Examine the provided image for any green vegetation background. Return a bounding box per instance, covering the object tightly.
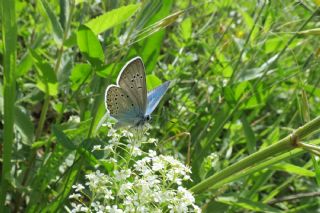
[1,0,320,212]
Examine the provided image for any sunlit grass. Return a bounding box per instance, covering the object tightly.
[1,0,320,212]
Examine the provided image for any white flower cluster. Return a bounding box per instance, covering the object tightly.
[92,123,155,158]
[68,150,201,213]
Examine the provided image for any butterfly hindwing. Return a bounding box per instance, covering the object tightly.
[117,57,147,116]
[146,81,170,115]
[105,85,140,125]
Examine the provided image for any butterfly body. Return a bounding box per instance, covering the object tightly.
[105,57,170,128]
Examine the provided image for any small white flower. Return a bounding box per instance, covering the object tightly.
[119,182,133,195]
[72,184,85,192]
[69,193,81,199]
[152,158,164,171]
[98,34,104,42]
[108,128,117,137]
[80,206,89,212]
[109,205,124,213]
[104,144,114,152]
[70,202,84,213]
[122,130,133,138]
[114,169,131,181]
[104,189,114,200]
[147,138,158,144]
[92,145,101,151]
[148,150,157,157]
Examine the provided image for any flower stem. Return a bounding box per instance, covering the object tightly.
[190,116,320,194]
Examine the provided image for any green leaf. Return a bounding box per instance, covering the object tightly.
[14,106,34,145]
[39,0,64,45]
[298,28,320,35]
[199,153,219,180]
[85,4,141,35]
[180,17,192,41]
[16,52,33,77]
[44,159,81,211]
[70,63,92,91]
[238,7,259,44]
[27,143,72,211]
[96,63,117,78]
[264,36,299,54]
[311,155,320,186]
[146,74,162,91]
[216,196,281,213]
[29,49,58,96]
[52,125,77,150]
[59,0,69,29]
[241,115,256,153]
[1,0,17,207]
[271,163,315,177]
[76,25,104,65]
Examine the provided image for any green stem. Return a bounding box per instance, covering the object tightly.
[0,0,17,209]
[35,93,50,139]
[299,142,320,153]
[17,2,76,209]
[190,116,320,194]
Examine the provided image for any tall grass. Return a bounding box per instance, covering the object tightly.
[2,0,320,212]
[0,0,17,209]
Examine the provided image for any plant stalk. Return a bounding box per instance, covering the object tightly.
[190,116,320,194]
[0,0,17,208]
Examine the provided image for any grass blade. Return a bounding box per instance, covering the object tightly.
[0,0,17,208]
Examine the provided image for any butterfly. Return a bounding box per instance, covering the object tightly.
[105,57,170,128]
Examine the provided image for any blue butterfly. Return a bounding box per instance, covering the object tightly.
[105,57,170,128]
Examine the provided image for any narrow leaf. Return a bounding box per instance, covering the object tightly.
[270,163,315,177]
[39,0,64,45]
[52,125,77,150]
[298,28,320,35]
[29,49,58,96]
[14,106,34,145]
[311,156,320,185]
[241,115,256,153]
[216,196,281,213]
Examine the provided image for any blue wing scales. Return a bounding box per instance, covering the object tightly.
[146,81,170,116]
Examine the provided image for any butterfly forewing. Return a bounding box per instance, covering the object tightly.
[146,81,170,115]
[105,86,140,125]
[117,57,147,116]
